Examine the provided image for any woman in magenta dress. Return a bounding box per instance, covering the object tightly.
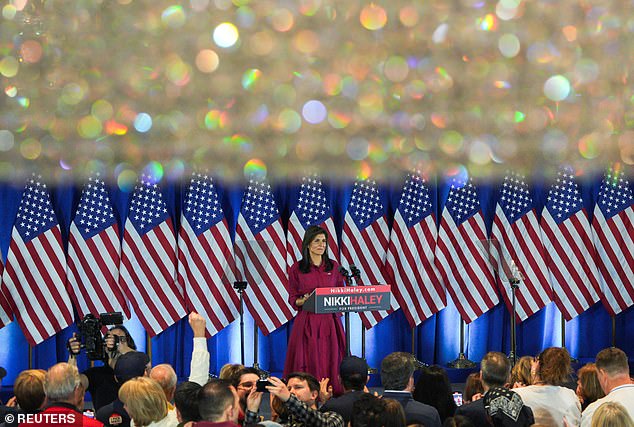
[283,225,346,395]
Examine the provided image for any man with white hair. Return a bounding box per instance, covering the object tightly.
[150,364,179,426]
[21,362,103,427]
[150,364,178,404]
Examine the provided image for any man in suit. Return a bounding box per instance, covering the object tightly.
[319,356,369,424]
[380,352,441,427]
[456,351,534,427]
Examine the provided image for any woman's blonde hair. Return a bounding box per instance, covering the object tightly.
[14,369,47,412]
[119,377,168,427]
[591,401,634,427]
[510,356,533,386]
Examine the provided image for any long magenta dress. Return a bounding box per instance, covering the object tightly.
[283,260,347,396]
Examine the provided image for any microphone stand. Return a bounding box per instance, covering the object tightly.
[509,277,520,366]
[234,281,248,366]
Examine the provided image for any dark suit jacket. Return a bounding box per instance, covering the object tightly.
[456,395,535,427]
[381,391,441,427]
[455,399,492,427]
[319,390,366,424]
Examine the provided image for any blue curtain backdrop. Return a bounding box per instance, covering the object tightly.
[0,172,632,386]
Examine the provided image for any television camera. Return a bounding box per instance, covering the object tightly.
[70,312,124,361]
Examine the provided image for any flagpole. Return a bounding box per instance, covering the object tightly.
[361,324,366,360]
[561,311,565,348]
[360,323,377,374]
[253,324,261,372]
[28,345,33,369]
[560,313,577,363]
[146,334,152,363]
[611,316,616,348]
[411,326,416,355]
[345,312,351,357]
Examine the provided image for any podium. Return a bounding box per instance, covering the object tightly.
[303,285,391,358]
[303,285,392,313]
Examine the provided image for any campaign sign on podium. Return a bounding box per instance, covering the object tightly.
[303,285,392,314]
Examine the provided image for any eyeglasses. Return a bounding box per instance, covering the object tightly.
[238,382,256,389]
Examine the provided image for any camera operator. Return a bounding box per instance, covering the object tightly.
[68,325,137,411]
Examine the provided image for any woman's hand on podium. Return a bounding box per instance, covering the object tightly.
[295,293,310,307]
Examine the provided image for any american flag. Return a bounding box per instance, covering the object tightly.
[541,168,602,320]
[286,175,339,268]
[1,175,74,345]
[67,174,130,320]
[234,177,295,335]
[591,166,634,316]
[177,172,240,336]
[341,179,399,329]
[119,174,186,336]
[490,172,553,321]
[0,258,13,329]
[435,178,499,323]
[385,173,445,327]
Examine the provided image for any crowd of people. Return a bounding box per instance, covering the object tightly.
[0,229,632,426]
[0,309,632,427]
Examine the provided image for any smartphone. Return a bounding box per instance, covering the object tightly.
[453,391,463,406]
[256,379,272,392]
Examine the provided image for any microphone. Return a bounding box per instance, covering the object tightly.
[338,266,350,277]
[509,260,523,286]
[349,265,362,286]
[350,265,361,279]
